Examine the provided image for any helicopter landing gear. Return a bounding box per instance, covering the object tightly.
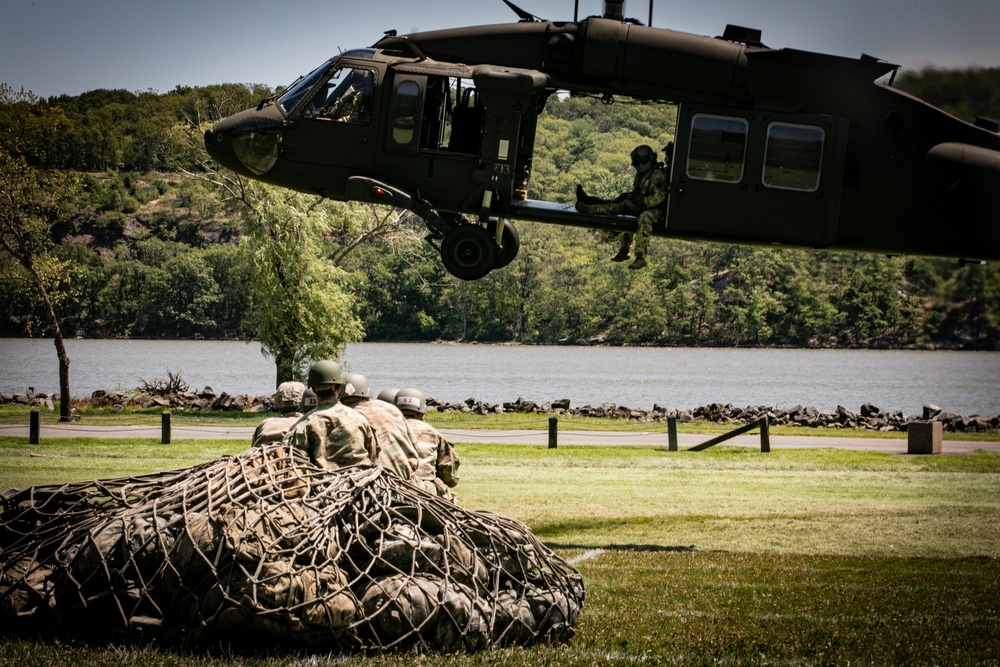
[440,225,498,281]
[432,213,520,281]
[490,219,520,269]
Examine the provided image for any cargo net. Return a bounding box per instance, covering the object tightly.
[0,442,584,652]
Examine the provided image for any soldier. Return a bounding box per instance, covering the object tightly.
[340,373,421,482]
[376,387,399,404]
[286,360,377,470]
[575,143,670,270]
[327,69,373,123]
[394,388,460,501]
[300,387,319,414]
[252,381,306,447]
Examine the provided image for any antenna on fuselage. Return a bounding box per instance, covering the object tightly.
[502,0,541,21]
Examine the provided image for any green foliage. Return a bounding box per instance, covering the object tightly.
[1,70,998,348]
[897,66,1000,123]
[237,181,364,383]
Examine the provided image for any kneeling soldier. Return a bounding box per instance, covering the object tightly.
[394,388,460,501]
[286,360,377,469]
[252,381,306,447]
[341,372,421,481]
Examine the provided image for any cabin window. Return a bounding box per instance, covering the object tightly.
[392,80,420,145]
[686,115,748,183]
[763,123,825,192]
[302,68,374,124]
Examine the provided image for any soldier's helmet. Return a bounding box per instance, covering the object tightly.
[300,388,319,411]
[307,359,343,391]
[342,373,371,399]
[274,381,306,411]
[377,387,400,404]
[394,388,427,415]
[630,144,657,173]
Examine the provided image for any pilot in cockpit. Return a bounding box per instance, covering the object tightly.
[324,69,373,124]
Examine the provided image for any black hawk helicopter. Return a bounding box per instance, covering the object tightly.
[205,0,1000,280]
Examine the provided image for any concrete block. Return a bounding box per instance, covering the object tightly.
[908,421,942,455]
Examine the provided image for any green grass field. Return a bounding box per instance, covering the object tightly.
[1,437,998,665]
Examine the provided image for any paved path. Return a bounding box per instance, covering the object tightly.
[1,423,996,454]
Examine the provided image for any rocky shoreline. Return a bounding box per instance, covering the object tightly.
[3,387,997,434]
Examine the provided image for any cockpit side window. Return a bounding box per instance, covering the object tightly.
[302,68,375,124]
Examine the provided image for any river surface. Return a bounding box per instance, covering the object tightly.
[1,339,997,416]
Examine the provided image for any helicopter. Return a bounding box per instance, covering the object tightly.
[205,0,1000,280]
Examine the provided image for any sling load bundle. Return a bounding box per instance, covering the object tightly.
[0,442,584,651]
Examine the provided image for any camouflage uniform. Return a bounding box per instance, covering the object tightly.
[583,166,668,266]
[350,399,421,481]
[287,398,377,470]
[405,418,461,501]
[252,413,302,447]
[326,72,373,124]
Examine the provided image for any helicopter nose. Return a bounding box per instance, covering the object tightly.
[204,108,284,176]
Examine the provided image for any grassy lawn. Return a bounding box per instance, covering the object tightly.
[1,438,999,665]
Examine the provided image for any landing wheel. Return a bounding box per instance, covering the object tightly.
[489,220,520,269]
[440,225,498,281]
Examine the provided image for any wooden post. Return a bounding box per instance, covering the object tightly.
[668,416,678,452]
[907,421,942,454]
[161,411,171,444]
[29,410,40,445]
[548,416,558,449]
[760,417,770,453]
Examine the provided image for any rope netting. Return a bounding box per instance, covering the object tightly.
[0,442,584,652]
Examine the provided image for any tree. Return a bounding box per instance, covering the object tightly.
[0,86,76,418]
[226,178,365,385]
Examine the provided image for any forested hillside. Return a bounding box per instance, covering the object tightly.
[2,69,999,348]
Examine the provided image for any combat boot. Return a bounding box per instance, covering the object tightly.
[575,201,595,214]
[629,254,648,270]
[611,246,630,262]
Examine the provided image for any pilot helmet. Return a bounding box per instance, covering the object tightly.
[630,145,657,173]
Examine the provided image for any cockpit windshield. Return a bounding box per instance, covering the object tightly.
[277,50,375,116]
[277,61,333,115]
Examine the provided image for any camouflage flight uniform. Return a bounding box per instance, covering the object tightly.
[252,412,302,447]
[350,398,421,481]
[581,166,668,267]
[405,418,461,501]
[286,398,377,470]
[327,73,372,124]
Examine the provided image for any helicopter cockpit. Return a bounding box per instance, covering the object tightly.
[279,50,378,124]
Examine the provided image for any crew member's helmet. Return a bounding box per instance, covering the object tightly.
[307,359,343,391]
[630,144,657,173]
[377,387,400,404]
[274,381,306,411]
[300,388,319,411]
[394,388,426,415]
[342,373,371,399]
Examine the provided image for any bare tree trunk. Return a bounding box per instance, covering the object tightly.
[27,260,71,421]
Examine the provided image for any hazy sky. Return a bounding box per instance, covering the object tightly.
[3,0,998,99]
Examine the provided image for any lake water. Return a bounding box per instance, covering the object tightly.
[1,339,998,417]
